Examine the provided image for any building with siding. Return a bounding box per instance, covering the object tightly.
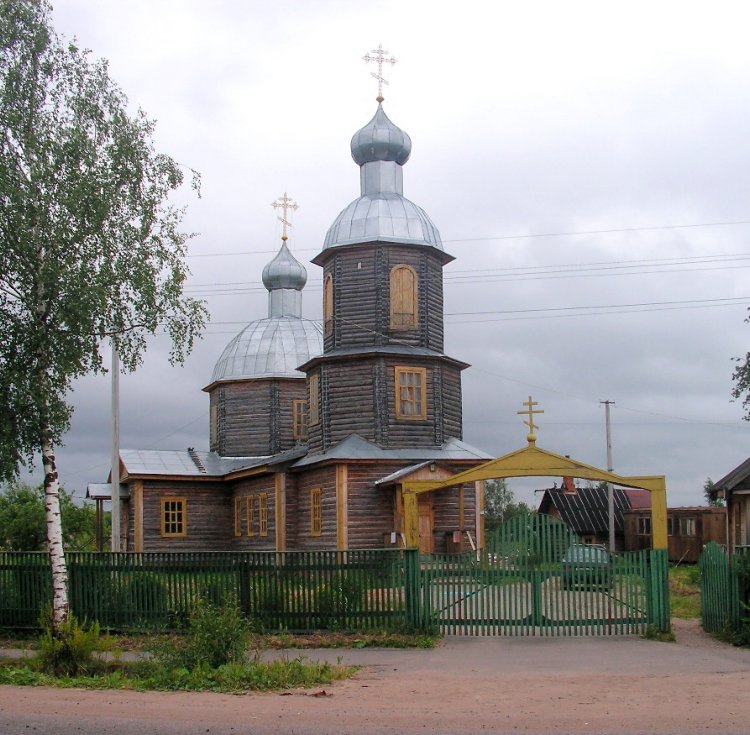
[106,92,491,554]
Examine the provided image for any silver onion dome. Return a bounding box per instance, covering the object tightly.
[322,103,443,252]
[351,105,411,165]
[210,239,323,384]
[262,241,307,291]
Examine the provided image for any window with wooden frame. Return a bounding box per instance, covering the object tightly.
[292,399,307,441]
[679,516,696,537]
[395,366,427,420]
[308,373,320,426]
[636,516,651,536]
[310,487,322,536]
[234,497,242,537]
[259,493,268,537]
[390,264,418,329]
[161,497,187,537]
[323,274,333,336]
[667,516,675,536]
[246,496,255,537]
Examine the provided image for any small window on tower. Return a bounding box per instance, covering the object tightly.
[309,374,320,426]
[395,366,427,420]
[323,274,334,336]
[292,399,307,440]
[390,265,418,329]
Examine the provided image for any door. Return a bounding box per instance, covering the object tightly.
[418,495,433,554]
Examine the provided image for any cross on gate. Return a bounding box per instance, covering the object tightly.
[362,43,397,102]
[271,192,299,241]
[517,395,544,443]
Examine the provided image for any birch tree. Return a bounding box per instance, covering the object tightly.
[0,1,207,629]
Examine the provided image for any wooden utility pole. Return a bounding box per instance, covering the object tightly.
[601,400,615,551]
[111,345,120,552]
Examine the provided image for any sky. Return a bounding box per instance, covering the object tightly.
[29,0,750,508]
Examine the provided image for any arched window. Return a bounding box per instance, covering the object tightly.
[323,274,333,336]
[390,265,418,329]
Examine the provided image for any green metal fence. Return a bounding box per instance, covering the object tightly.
[0,549,421,632]
[699,541,744,633]
[421,515,669,636]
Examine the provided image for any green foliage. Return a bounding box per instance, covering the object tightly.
[0,481,101,551]
[0,656,356,693]
[0,0,207,482]
[669,564,701,619]
[117,573,169,628]
[703,477,724,507]
[483,479,532,531]
[149,595,252,671]
[35,608,103,676]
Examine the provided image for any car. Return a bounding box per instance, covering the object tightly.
[560,543,612,590]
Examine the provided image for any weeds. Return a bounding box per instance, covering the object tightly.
[35,609,107,676]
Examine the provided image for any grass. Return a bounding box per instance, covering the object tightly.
[669,564,701,619]
[0,655,356,693]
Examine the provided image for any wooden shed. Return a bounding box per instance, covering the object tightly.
[623,507,726,562]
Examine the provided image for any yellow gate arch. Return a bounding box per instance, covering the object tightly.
[402,439,667,551]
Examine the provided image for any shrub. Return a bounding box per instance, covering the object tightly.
[149,594,252,671]
[119,574,169,628]
[36,609,102,676]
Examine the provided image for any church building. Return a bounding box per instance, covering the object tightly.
[109,65,491,554]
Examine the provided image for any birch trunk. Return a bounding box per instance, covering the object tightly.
[41,428,69,627]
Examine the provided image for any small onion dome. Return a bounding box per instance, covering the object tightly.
[351,104,411,166]
[262,241,307,291]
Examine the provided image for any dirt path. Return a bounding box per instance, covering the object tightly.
[1,621,749,735]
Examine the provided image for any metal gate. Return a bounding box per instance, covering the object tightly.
[421,515,669,636]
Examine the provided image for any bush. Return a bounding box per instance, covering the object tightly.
[118,574,169,628]
[36,609,102,676]
[149,594,252,671]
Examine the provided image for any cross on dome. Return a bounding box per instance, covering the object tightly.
[517,395,544,444]
[362,43,397,102]
[271,192,299,241]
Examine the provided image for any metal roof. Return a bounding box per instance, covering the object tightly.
[86,483,129,500]
[537,486,650,535]
[209,317,323,384]
[714,457,750,492]
[375,461,432,486]
[293,434,491,468]
[119,447,310,481]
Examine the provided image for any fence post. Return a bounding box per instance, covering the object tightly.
[648,549,670,631]
[403,549,422,630]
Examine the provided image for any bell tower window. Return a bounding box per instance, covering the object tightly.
[323,274,334,336]
[390,265,418,329]
[395,366,427,420]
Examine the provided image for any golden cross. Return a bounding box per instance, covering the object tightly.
[362,43,397,102]
[271,192,299,241]
[517,395,544,443]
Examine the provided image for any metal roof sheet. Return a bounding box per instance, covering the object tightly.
[86,483,129,500]
[293,434,491,468]
[537,486,641,535]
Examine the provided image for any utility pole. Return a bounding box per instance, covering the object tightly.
[601,400,615,552]
[111,345,120,552]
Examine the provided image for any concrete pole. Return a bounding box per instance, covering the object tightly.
[602,400,615,552]
[111,345,120,552]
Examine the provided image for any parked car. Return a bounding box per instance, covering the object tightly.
[560,543,612,590]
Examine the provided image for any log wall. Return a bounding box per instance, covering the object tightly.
[208,378,307,456]
[138,481,231,552]
[321,245,445,353]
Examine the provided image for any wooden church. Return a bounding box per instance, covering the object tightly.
[107,73,491,555]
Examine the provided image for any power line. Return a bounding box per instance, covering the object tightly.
[185,219,750,259]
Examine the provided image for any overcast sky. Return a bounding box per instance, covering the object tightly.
[32,0,750,507]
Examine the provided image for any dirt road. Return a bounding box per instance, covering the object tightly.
[1,620,749,735]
